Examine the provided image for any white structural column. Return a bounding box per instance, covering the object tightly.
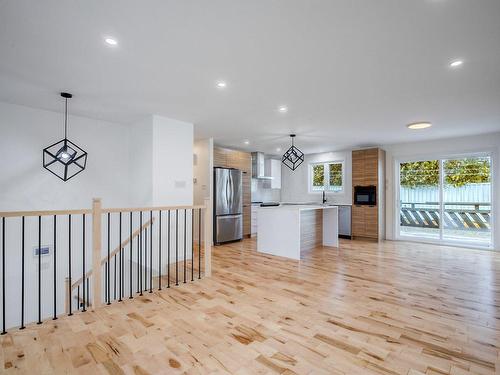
[257,205,338,260]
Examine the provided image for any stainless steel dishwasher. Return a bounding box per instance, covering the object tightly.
[337,205,352,239]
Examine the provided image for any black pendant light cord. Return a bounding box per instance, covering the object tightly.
[60,92,72,140]
[64,97,68,139]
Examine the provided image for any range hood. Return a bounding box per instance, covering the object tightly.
[251,152,273,179]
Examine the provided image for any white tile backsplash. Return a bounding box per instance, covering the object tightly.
[251,178,281,202]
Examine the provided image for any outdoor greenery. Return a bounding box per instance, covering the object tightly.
[312,164,324,187]
[400,158,491,188]
[329,163,342,186]
[312,162,342,190]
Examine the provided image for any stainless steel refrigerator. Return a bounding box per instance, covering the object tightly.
[214,167,243,244]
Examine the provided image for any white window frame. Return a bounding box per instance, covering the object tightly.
[308,161,344,194]
[394,150,495,250]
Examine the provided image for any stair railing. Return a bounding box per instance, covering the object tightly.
[0,198,211,333]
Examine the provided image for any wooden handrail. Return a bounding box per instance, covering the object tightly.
[0,205,205,218]
[102,204,205,214]
[71,217,155,290]
[0,208,91,218]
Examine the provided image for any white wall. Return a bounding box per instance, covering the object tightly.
[0,102,131,210]
[281,150,352,205]
[152,115,194,206]
[383,132,500,249]
[193,138,213,243]
[193,138,213,205]
[129,116,153,206]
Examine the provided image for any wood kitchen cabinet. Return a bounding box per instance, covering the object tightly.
[214,147,252,237]
[351,148,385,241]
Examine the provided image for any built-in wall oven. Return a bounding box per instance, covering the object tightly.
[354,185,377,206]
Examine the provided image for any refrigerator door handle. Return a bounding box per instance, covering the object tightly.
[229,173,233,210]
[225,177,230,208]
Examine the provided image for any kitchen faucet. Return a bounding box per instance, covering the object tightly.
[322,190,327,204]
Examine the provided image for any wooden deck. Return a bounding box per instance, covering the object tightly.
[1,238,499,374]
[400,202,491,231]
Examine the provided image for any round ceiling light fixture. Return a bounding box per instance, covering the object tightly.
[105,37,118,46]
[449,59,463,68]
[407,122,432,130]
[278,106,288,113]
[216,81,227,89]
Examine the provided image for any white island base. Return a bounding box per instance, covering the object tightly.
[257,205,338,260]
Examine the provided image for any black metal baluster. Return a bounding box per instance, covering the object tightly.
[82,214,86,312]
[175,209,179,286]
[86,278,89,308]
[184,209,187,284]
[142,226,148,291]
[136,228,139,294]
[77,285,80,310]
[38,215,42,324]
[198,209,202,279]
[119,212,122,302]
[144,227,147,293]
[107,212,110,305]
[114,254,116,301]
[104,263,107,303]
[158,210,162,290]
[130,212,133,299]
[150,211,153,293]
[191,210,194,282]
[167,211,170,288]
[68,215,72,316]
[20,216,25,329]
[53,215,57,320]
[1,217,5,334]
[139,211,143,296]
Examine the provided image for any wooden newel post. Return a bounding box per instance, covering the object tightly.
[92,198,102,310]
[204,198,212,277]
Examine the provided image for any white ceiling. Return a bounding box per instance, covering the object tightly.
[1,0,499,154]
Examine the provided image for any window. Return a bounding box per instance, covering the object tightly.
[309,161,343,192]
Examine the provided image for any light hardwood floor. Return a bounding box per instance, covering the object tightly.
[1,238,499,374]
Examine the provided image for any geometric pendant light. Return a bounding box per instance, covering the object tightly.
[281,134,304,171]
[43,93,88,181]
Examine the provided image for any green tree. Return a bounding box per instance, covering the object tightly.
[329,163,342,187]
[400,158,490,188]
[312,164,324,187]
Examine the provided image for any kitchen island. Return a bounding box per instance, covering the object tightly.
[257,205,338,260]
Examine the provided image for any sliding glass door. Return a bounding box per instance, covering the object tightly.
[398,155,492,247]
[399,160,440,239]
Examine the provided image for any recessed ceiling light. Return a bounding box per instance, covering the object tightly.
[216,81,227,89]
[407,122,432,130]
[449,60,463,68]
[276,147,282,152]
[105,37,118,46]
[243,140,250,145]
[278,106,288,113]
